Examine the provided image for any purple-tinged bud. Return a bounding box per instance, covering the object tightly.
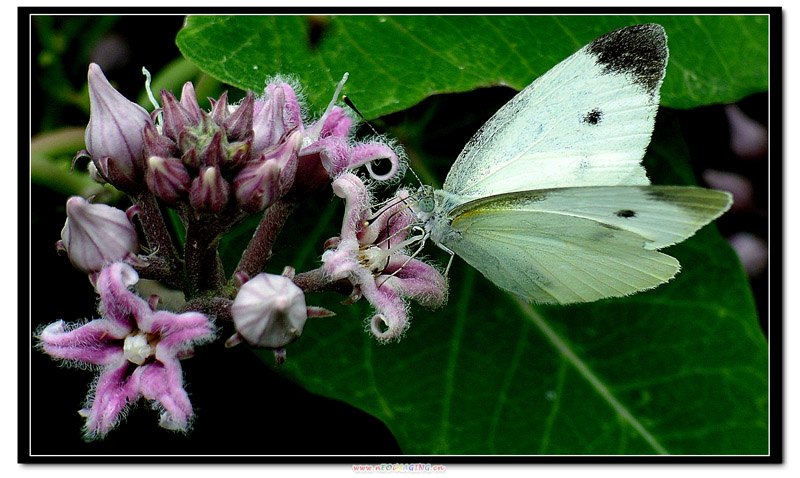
[226,139,251,171]
[224,91,254,142]
[233,130,302,212]
[252,83,303,155]
[233,159,280,213]
[179,82,204,124]
[145,156,191,204]
[181,147,200,170]
[142,122,177,159]
[189,166,230,213]
[85,63,153,190]
[160,89,201,142]
[230,273,308,349]
[198,130,226,168]
[60,196,139,274]
[209,91,230,125]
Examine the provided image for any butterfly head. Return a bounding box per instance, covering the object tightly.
[414,185,436,214]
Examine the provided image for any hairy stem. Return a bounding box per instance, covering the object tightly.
[235,199,294,278]
[131,191,185,290]
[184,218,226,294]
[181,296,233,322]
[293,267,353,296]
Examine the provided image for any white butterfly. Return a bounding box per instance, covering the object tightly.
[410,24,732,305]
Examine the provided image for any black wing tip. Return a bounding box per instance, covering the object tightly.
[586,24,668,95]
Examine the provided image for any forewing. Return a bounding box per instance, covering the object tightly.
[444,206,680,304]
[443,24,668,200]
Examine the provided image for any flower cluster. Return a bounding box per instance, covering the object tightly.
[83,64,401,213]
[37,63,448,441]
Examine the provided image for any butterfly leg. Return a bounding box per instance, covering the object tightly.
[435,242,456,276]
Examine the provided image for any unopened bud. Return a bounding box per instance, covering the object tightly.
[189,166,230,213]
[146,156,191,204]
[85,63,153,190]
[60,196,139,274]
[230,273,308,348]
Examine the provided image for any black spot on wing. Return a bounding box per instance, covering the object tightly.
[582,108,603,125]
[585,24,668,95]
[616,209,637,218]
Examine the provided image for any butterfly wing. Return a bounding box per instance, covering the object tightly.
[443,24,668,202]
[439,186,732,304]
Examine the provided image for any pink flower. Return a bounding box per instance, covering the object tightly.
[321,174,447,342]
[37,262,216,440]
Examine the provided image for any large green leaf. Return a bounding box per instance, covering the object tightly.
[176,15,768,118]
[176,14,768,455]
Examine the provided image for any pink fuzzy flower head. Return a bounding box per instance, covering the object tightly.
[37,262,216,440]
[57,196,139,274]
[321,173,447,342]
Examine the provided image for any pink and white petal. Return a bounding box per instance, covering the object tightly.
[317,106,352,139]
[321,239,361,281]
[361,191,415,246]
[331,173,370,241]
[348,143,400,182]
[137,309,211,338]
[152,316,215,360]
[83,360,137,439]
[135,360,194,432]
[383,256,448,308]
[95,263,151,331]
[39,319,126,365]
[359,275,409,341]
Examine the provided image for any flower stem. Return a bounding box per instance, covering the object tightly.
[235,199,294,279]
[131,191,185,290]
[293,267,353,295]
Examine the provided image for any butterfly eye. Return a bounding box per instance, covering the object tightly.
[419,196,435,213]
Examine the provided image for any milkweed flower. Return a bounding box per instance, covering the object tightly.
[321,173,447,342]
[36,262,216,440]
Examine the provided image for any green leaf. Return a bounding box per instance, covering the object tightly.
[250,109,766,455]
[176,15,768,118]
[176,15,768,454]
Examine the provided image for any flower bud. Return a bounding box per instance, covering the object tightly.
[252,83,303,155]
[230,273,308,348]
[146,156,191,204]
[189,166,230,213]
[224,91,254,142]
[60,196,139,274]
[232,159,280,213]
[85,63,153,190]
[233,130,302,212]
[160,89,202,143]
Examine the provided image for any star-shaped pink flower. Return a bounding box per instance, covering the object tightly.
[37,262,216,440]
[322,173,448,341]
